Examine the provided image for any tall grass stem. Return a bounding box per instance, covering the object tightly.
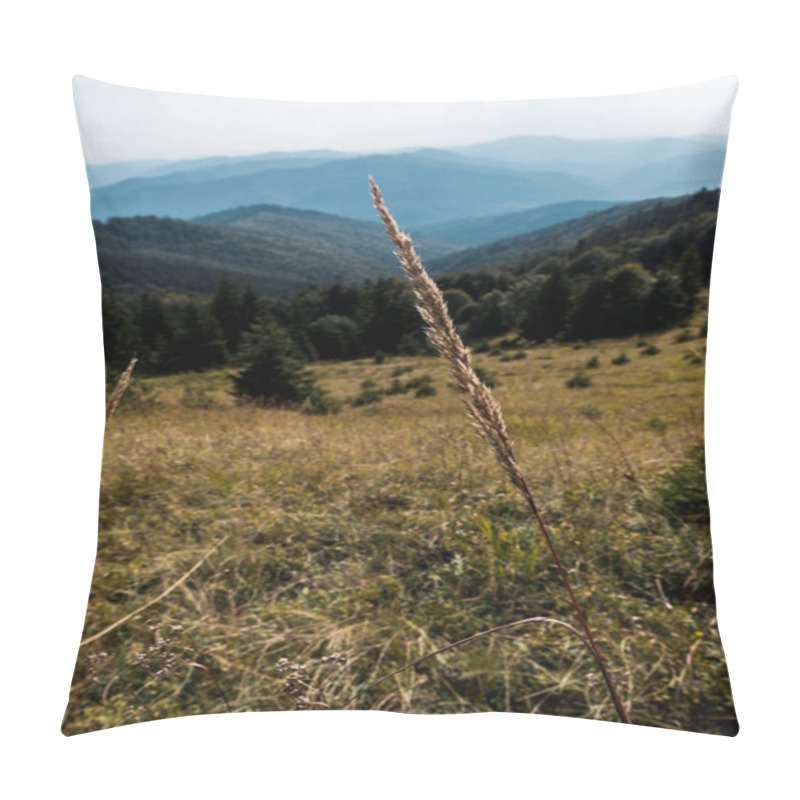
[370,177,630,724]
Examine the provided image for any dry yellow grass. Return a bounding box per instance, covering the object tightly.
[63,305,736,734]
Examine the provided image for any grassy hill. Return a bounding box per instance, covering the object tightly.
[64,305,735,736]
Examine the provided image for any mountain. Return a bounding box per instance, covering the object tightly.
[87,135,727,227]
[92,204,458,297]
[88,151,603,224]
[426,192,719,275]
[448,134,726,173]
[411,200,620,246]
[85,150,351,189]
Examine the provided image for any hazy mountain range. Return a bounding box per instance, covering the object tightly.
[87,134,727,296]
[87,135,727,225]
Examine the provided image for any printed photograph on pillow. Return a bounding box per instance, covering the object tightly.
[64,75,738,735]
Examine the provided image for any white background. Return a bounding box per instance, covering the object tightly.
[3,2,797,797]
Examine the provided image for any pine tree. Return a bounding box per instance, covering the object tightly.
[233,323,318,405]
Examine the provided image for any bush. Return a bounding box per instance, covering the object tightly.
[403,374,437,398]
[611,352,630,365]
[585,355,600,369]
[566,371,591,389]
[385,378,409,395]
[352,380,383,406]
[641,344,661,356]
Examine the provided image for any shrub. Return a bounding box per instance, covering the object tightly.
[585,355,600,369]
[351,380,383,406]
[566,371,591,389]
[385,378,409,395]
[641,344,661,356]
[414,382,437,398]
[611,352,630,365]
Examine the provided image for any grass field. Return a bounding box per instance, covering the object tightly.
[63,303,737,735]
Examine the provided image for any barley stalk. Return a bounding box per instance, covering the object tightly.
[370,177,630,724]
[106,354,138,420]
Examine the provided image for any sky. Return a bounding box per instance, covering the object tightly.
[73,75,738,166]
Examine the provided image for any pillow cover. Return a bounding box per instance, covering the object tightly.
[64,75,738,735]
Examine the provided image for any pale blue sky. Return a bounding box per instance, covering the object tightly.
[74,75,737,165]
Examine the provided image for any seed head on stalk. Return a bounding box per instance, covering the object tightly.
[369,176,526,494]
[369,176,630,725]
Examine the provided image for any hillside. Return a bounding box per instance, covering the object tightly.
[412,200,620,246]
[428,191,719,275]
[94,208,456,296]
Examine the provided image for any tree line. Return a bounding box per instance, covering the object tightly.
[103,245,706,375]
[101,191,715,404]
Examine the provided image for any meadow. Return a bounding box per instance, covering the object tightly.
[63,301,736,735]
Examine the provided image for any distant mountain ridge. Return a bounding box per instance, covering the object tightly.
[93,204,457,297]
[426,193,717,274]
[92,190,716,297]
[87,134,727,225]
[412,200,620,246]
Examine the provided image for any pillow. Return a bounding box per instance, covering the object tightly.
[64,75,738,735]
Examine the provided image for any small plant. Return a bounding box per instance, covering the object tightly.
[566,370,592,389]
[391,365,414,377]
[373,350,386,364]
[674,329,695,343]
[611,352,630,365]
[106,355,138,419]
[385,378,409,395]
[351,379,383,406]
[414,381,437,398]
[275,653,347,710]
[641,344,661,356]
[585,355,600,369]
